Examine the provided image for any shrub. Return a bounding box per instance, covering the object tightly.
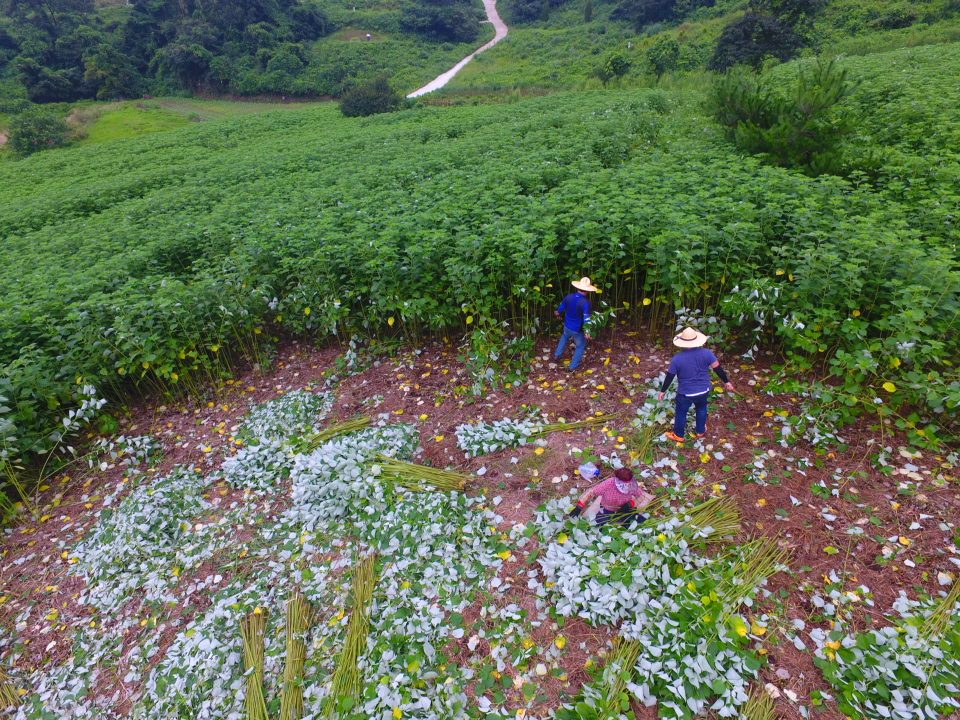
[339,76,403,117]
[595,50,632,84]
[709,11,803,70]
[709,59,855,175]
[647,36,681,78]
[7,108,71,157]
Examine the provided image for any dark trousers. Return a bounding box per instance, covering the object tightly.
[674,390,710,438]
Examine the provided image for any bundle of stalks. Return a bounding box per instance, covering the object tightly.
[739,685,774,720]
[536,414,618,436]
[601,637,642,715]
[280,591,315,720]
[638,475,700,519]
[327,553,378,718]
[0,666,21,709]
[626,424,658,464]
[920,578,960,640]
[239,608,270,720]
[375,456,467,492]
[302,417,371,452]
[716,539,790,621]
[683,496,742,540]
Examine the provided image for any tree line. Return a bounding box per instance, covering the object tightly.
[0,0,483,103]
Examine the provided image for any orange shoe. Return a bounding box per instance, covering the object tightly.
[665,431,685,443]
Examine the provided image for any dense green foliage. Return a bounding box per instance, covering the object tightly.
[1,41,958,462]
[0,0,489,102]
[6,106,70,155]
[339,75,403,116]
[709,59,854,175]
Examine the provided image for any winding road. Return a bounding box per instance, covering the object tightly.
[407,0,509,98]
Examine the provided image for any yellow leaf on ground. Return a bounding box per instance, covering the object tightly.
[883,381,897,393]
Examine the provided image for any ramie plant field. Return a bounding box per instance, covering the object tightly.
[1,40,959,467]
[1,20,960,720]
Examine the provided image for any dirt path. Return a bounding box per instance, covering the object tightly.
[407,0,509,98]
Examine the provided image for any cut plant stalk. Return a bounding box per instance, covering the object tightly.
[240,608,270,720]
[280,590,315,720]
[642,495,741,542]
[625,423,658,464]
[0,666,21,709]
[715,539,790,622]
[638,475,700,519]
[327,553,378,718]
[739,685,774,720]
[302,416,371,452]
[374,456,467,492]
[1,459,39,519]
[536,414,619,436]
[681,496,742,541]
[920,578,960,640]
[600,637,642,717]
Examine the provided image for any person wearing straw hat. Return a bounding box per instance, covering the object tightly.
[569,467,654,526]
[554,276,598,372]
[658,327,734,443]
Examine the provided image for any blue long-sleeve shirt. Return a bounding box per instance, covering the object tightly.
[558,292,592,332]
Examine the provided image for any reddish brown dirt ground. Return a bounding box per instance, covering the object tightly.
[1,328,957,719]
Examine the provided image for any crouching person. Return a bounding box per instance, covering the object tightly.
[569,467,654,526]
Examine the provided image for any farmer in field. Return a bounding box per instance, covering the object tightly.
[658,327,734,443]
[569,467,654,526]
[554,276,598,372]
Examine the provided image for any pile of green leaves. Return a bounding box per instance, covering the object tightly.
[536,495,783,719]
[810,589,960,719]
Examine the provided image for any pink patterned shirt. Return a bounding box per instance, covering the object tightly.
[589,477,654,511]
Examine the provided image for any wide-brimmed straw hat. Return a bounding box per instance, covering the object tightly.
[572,276,599,292]
[673,327,708,348]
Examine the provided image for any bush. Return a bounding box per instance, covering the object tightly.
[708,59,855,175]
[7,109,71,157]
[647,36,681,78]
[709,11,803,70]
[595,51,632,84]
[339,76,403,117]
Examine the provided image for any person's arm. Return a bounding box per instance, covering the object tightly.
[710,360,734,392]
[582,298,594,339]
[657,372,676,401]
[555,296,567,318]
[570,484,599,517]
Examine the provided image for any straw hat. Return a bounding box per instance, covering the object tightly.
[572,277,599,292]
[673,327,708,348]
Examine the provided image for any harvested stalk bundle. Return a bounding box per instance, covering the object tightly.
[643,495,741,541]
[0,666,21,709]
[327,553,378,718]
[302,416,371,452]
[239,608,270,720]
[375,456,467,492]
[739,685,775,720]
[626,424,658,464]
[536,414,618,436]
[716,539,790,622]
[601,637,642,714]
[638,475,700,519]
[680,496,742,541]
[280,591,315,720]
[921,578,960,640]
